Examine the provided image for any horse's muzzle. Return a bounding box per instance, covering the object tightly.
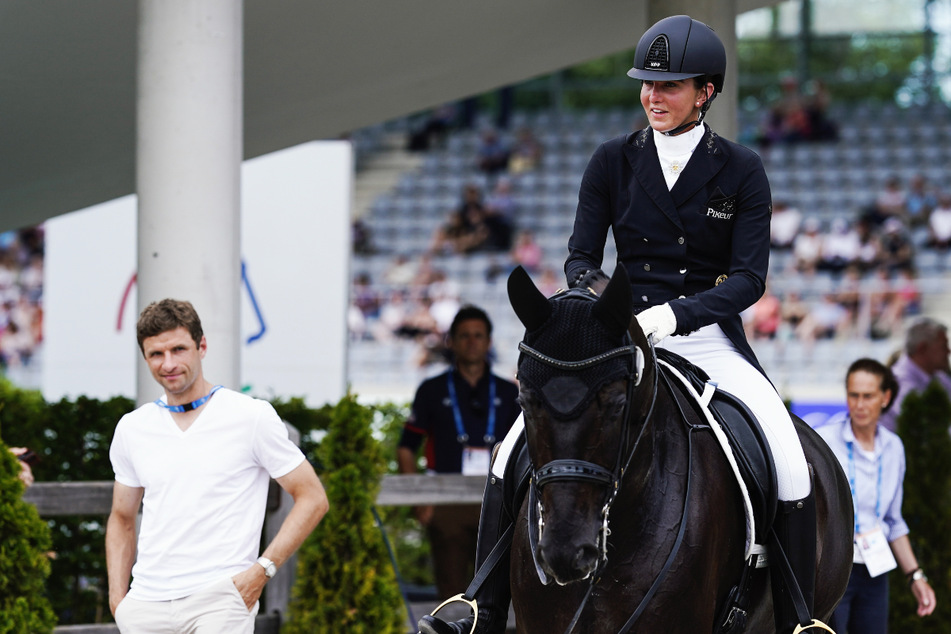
[537,533,601,585]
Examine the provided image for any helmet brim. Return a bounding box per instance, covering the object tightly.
[627,67,702,82]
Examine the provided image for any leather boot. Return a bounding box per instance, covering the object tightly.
[770,488,817,634]
[418,439,529,634]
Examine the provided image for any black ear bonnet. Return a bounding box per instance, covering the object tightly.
[508,268,644,420]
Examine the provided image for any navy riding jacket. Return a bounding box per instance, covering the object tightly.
[565,124,770,373]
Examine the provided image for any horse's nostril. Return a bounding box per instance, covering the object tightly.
[574,544,599,573]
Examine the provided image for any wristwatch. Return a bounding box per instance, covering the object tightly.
[257,556,277,579]
[908,568,927,585]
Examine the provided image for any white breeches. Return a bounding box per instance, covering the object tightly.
[658,323,811,501]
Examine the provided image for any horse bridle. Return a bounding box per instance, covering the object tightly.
[520,328,678,634]
[518,328,648,574]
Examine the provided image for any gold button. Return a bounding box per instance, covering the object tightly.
[644,264,651,271]
[715,274,728,286]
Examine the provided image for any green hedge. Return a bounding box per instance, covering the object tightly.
[889,381,951,632]
[0,429,56,633]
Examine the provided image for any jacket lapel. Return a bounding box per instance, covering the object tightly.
[669,126,729,208]
[622,129,684,231]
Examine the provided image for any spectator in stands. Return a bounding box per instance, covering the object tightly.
[793,217,824,273]
[818,358,935,633]
[758,75,811,146]
[508,126,544,174]
[866,266,905,341]
[855,216,884,272]
[781,291,813,343]
[382,254,419,287]
[904,174,937,228]
[819,218,861,274]
[18,253,43,304]
[510,230,543,274]
[408,103,457,152]
[770,199,803,251]
[352,272,381,321]
[802,79,838,142]
[351,218,376,255]
[397,306,520,602]
[429,185,490,255]
[893,266,921,317]
[484,177,517,223]
[476,128,511,176]
[866,176,907,227]
[879,217,914,273]
[744,287,782,340]
[809,293,852,340]
[926,191,951,250]
[879,317,951,432]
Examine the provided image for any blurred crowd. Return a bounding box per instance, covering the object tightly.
[0,227,44,371]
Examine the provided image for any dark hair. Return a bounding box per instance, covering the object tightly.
[449,305,492,338]
[846,358,899,412]
[136,299,204,354]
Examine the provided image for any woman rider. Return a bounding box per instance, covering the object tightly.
[420,15,820,634]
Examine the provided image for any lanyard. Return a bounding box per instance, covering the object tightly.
[446,368,497,445]
[847,439,882,535]
[155,385,223,413]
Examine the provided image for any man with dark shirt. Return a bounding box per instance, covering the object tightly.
[397,305,520,599]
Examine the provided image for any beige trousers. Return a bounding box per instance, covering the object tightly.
[114,577,258,634]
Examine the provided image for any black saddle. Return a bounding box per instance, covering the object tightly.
[656,348,778,545]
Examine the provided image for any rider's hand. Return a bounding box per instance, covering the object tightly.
[636,304,677,343]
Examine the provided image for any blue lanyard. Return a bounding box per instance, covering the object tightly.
[846,439,882,535]
[155,385,223,413]
[446,368,497,445]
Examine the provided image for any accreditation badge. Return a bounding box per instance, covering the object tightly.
[461,447,491,475]
[855,526,897,577]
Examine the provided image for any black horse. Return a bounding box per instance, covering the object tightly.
[505,266,852,633]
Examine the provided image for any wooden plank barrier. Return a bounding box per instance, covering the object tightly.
[23,474,495,633]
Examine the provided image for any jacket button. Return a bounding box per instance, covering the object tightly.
[678,237,685,244]
[642,295,648,302]
[644,264,651,271]
[679,267,687,274]
[679,295,686,299]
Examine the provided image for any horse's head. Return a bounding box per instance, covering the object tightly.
[508,266,650,586]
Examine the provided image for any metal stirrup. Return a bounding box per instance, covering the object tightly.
[793,619,836,634]
[429,594,478,634]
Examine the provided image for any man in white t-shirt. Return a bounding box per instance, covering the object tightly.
[106,299,329,633]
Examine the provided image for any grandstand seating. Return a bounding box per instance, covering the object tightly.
[347,103,951,404]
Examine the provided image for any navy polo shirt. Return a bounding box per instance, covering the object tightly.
[399,366,520,473]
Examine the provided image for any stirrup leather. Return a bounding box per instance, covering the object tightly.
[793,619,836,634]
[430,593,478,634]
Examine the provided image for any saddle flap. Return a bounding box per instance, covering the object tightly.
[656,348,778,546]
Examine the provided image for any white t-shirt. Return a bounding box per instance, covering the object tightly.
[109,388,305,601]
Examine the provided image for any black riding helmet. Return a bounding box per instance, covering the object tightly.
[627,15,726,93]
[628,15,726,134]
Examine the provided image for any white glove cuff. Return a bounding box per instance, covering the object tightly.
[636,303,677,343]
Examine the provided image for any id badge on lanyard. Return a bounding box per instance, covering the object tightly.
[448,369,497,476]
[848,440,897,577]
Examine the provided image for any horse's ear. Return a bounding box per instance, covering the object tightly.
[508,266,552,332]
[592,266,632,338]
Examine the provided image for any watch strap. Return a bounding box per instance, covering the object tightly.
[257,556,277,578]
